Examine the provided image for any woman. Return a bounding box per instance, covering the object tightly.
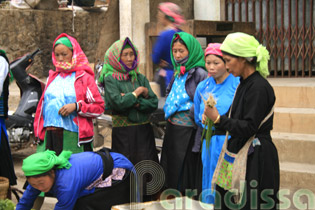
[160,32,207,194]
[99,37,158,168]
[204,32,279,209]
[34,33,104,155]
[152,2,185,97]
[194,43,239,204]
[0,48,16,198]
[16,149,134,210]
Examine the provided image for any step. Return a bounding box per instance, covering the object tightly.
[268,78,315,109]
[279,162,315,210]
[272,132,315,164]
[280,162,315,190]
[273,107,315,134]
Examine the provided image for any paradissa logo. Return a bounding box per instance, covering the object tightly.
[130,161,315,210]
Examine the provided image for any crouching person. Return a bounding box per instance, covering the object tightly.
[16,148,134,210]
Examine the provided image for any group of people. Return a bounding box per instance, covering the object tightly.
[0,2,279,210]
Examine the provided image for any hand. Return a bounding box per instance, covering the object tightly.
[202,113,207,124]
[141,87,149,98]
[121,93,125,96]
[58,103,76,117]
[159,59,169,68]
[133,86,149,98]
[204,105,219,122]
[158,69,167,77]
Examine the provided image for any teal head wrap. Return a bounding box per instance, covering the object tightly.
[54,37,73,49]
[22,150,72,177]
[220,32,270,78]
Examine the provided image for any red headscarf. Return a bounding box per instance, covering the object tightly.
[52,33,94,77]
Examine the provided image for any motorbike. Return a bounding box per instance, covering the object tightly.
[5,49,44,149]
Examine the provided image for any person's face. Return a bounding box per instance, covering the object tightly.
[172,41,189,61]
[27,172,55,193]
[121,48,135,69]
[222,54,245,77]
[205,54,227,80]
[54,44,73,63]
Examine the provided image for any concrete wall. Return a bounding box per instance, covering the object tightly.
[0,0,119,78]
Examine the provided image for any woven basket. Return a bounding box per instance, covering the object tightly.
[0,176,9,200]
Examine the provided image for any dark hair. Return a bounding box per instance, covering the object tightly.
[206,54,225,63]
[221,50,257,67]
[221,50,239,58]
[54,43,73,53]
[172,37,187,48]
[26,169,55,179]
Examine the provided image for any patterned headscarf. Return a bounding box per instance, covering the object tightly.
[159,2,186,27]
[22,150,72,177]
[98,37,140,83]
[220,32,270,78]
[171,32,205,77]
[52,33,94,76]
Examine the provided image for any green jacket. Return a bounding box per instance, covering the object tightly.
[104,74,158,123]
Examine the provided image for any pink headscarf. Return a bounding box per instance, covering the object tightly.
[159,2,186,27]
[205,43,223,57]
[52,33,94,77]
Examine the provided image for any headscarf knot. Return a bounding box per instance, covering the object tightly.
[256,44,270,78]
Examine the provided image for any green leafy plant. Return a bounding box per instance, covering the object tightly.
[0,199,15,210]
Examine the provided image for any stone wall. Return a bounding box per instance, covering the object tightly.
[0,0,119,78]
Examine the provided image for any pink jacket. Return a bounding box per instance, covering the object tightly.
[34,70,105,145]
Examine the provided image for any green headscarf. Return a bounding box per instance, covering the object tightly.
[171,32,205,77]
[54,37,73,49]
[22,150,72,177]
[0,49,14,83]
[220,32,270,78]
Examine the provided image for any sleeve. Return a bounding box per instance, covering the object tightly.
[152,33,166,65]
[104,76,137,112]
[15,184,41,210]
[219,83,273,139]
[78,74,105,118]
[194,83,203,128]
[136,76,158,113]
[54,190,81,210]
[0,56,9,95]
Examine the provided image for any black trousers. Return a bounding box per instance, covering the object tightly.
[73,171,131,210]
